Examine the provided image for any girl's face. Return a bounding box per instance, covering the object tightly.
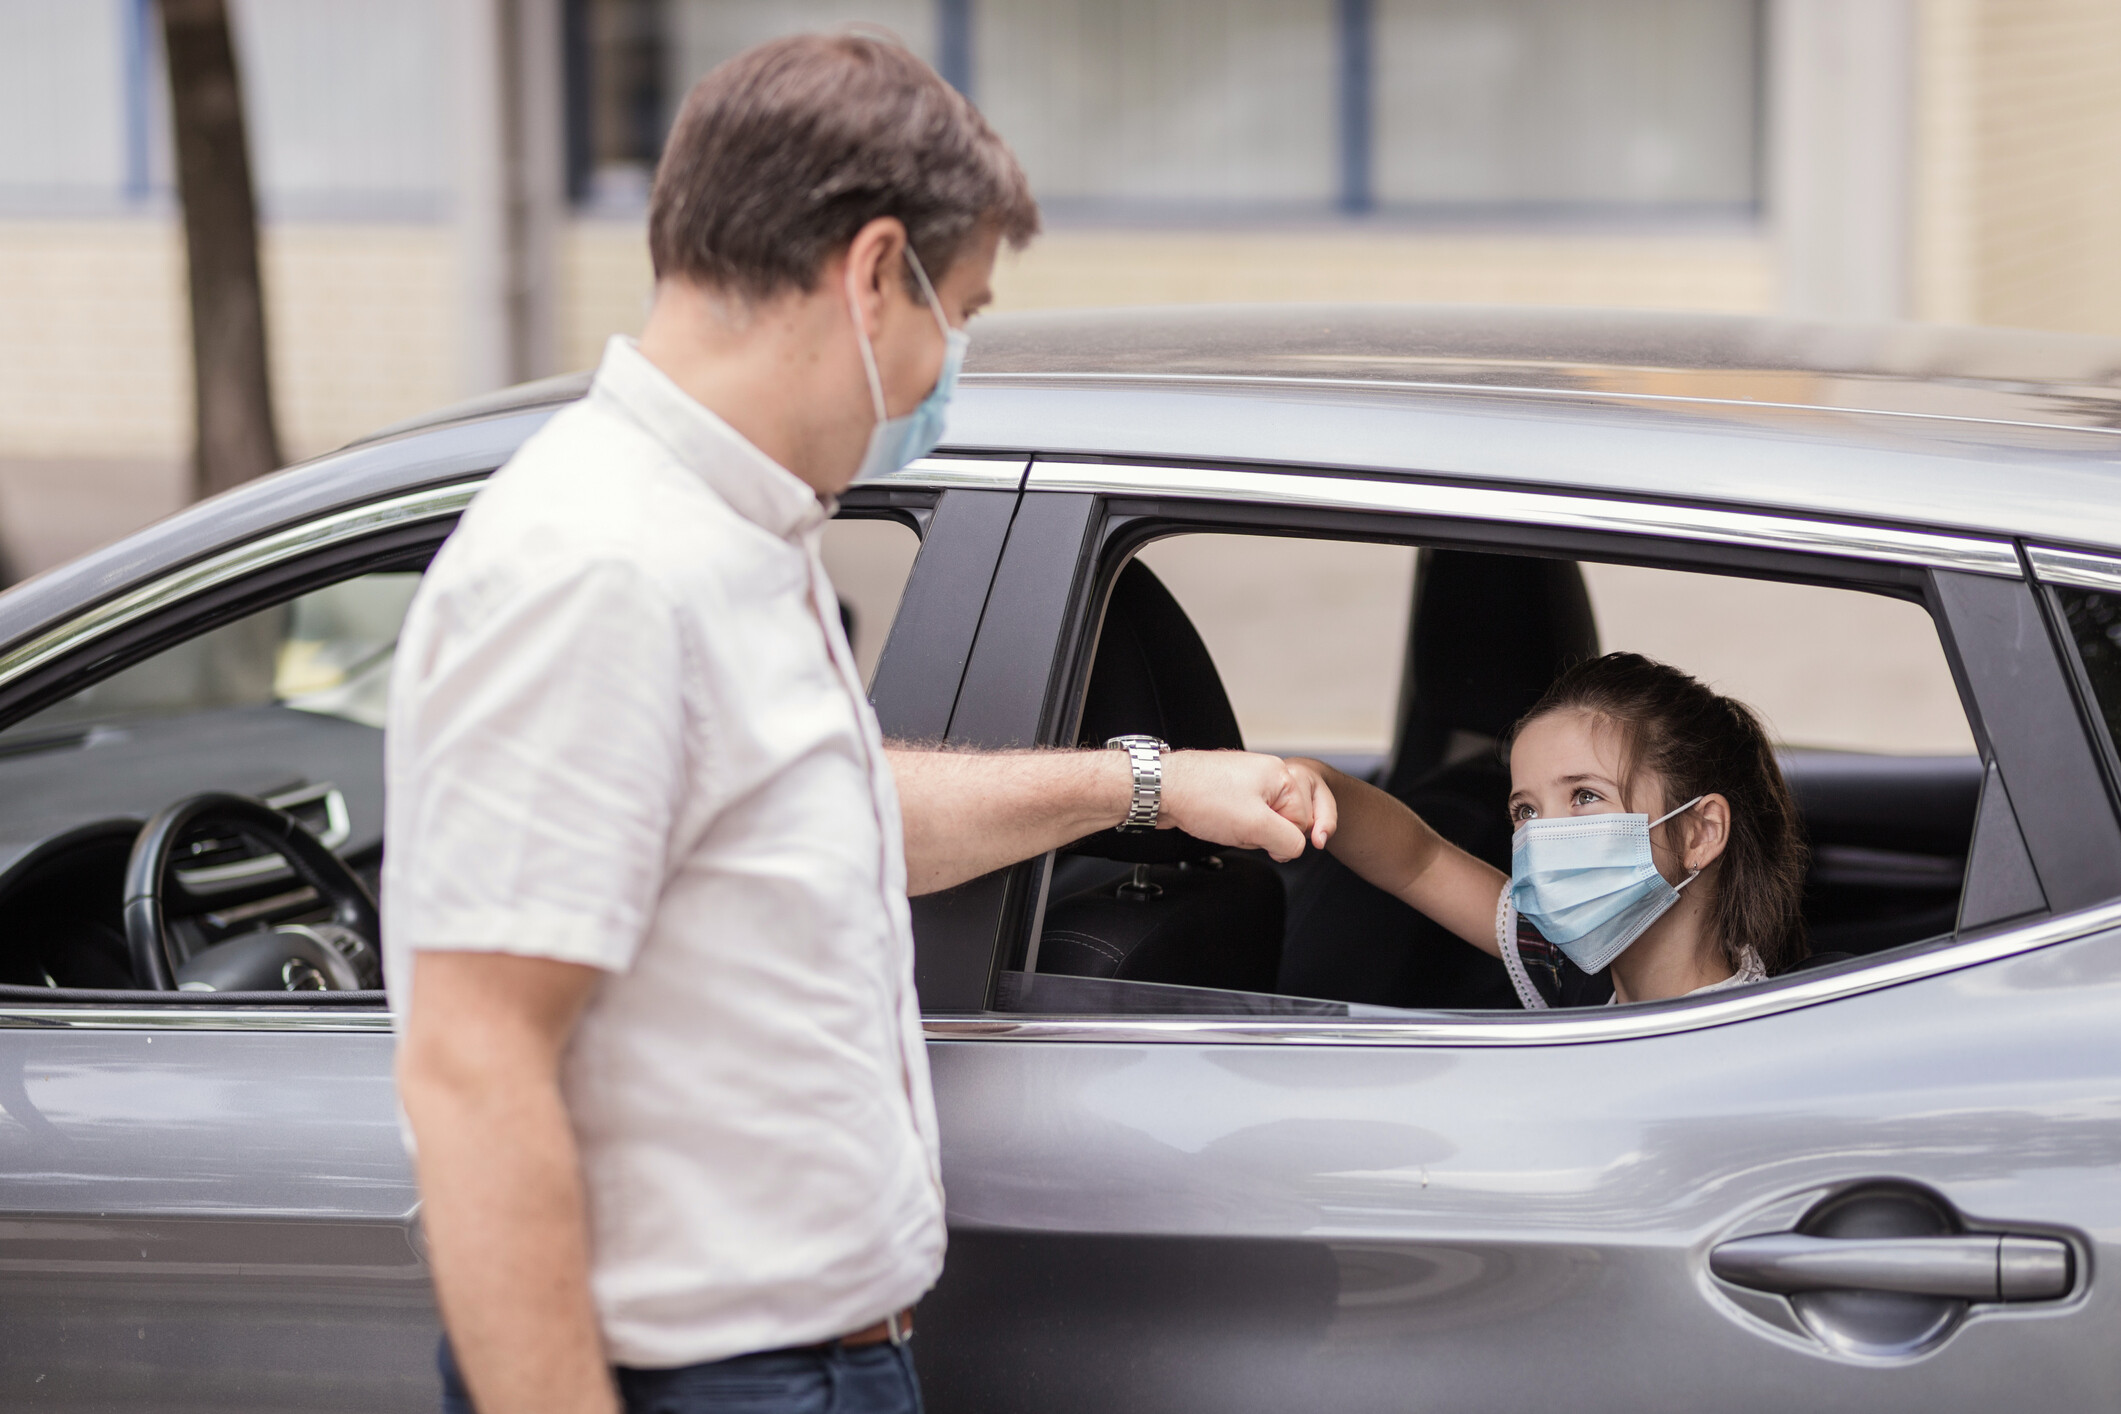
[1508,708,1730,880]
[1507,709,1641,825]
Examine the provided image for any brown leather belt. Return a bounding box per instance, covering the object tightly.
[832,1306,916,1348]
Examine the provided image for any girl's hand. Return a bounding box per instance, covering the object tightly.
[1278,757,1340,852]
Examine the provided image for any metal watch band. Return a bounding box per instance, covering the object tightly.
[1106,734,1167,832]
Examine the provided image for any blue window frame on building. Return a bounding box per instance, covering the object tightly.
[0,0,1759,226]
[561,0,1761,224]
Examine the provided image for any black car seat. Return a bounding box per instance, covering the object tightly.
[1034,560,1285,994]
[1278,549,1599,1009]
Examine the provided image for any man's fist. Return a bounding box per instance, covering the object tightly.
[1160,751,1339,863]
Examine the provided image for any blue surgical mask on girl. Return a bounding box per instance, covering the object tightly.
[847,245,967,483]
[1508,796,1705,974]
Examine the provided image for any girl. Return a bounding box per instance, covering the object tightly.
[1291,652,1809,1007]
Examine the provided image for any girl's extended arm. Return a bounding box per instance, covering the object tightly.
[1290,759,1507,957]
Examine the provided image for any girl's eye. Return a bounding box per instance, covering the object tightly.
[1511,803,1537,822]
[1572,788,1602,807]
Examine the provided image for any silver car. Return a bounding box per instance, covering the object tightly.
[0,306,2115,1411]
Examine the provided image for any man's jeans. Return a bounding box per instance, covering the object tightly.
[439,1336,924,1414]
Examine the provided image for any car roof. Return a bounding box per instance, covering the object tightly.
[963,304,2121,428]
[10,305,2121,661]
[363,303,2121,442]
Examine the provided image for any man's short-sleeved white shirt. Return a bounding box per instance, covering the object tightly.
[382,336,943,1369]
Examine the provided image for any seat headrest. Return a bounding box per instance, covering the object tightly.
[1387,550,1598,795]
[1072,559,1243,863]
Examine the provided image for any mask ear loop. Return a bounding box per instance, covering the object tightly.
[1648,795,1704,828]
[901,244,953,337]
[845,260,888,425]
[848,243,955,429]
[1650,795,1707,891]
[1494,887,1549,1011]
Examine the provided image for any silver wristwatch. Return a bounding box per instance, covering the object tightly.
[1107,734,1168,832]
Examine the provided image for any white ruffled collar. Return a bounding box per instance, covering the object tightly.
[1605,944,1766,1005]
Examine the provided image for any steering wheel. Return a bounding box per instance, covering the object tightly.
[123,792,381,992]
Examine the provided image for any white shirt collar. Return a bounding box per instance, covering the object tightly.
[587,335,834,542]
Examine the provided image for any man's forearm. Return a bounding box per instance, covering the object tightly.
[888,746,1130,895]
[404,1070,614,1414]
[399,956,616,1414]
[887,744,1323,894]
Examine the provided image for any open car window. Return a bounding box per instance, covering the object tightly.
[0,504,926,998]
[0,571,423,993]
[1003,531,1985,1019]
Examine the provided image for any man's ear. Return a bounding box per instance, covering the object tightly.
[841,216,909,335]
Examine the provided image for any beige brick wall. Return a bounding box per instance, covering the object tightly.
[0,221,189,461]
[5,5,2116,466]
[268,225,454,458]
[984,228,1775,312]
[1915,0,2121,330]
[0,219,452,462]
[561,219,654,374]
[5,218,1774,463]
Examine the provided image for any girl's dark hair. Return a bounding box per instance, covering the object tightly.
[1509,652,1810,973]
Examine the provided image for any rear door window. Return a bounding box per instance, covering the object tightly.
[1013,532,1982,1018]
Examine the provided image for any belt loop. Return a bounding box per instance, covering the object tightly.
[886,1309,908,1346]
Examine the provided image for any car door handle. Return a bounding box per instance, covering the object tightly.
[1710,1233,2072,1301]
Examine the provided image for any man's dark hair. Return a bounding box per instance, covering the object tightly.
[650,32,1039,299]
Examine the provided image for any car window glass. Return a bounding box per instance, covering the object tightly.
[3,571,422,743]
[1011,532,1982,1021]
[822,514,922,689]
[276,573,423,729]
[2051,584,2121,764]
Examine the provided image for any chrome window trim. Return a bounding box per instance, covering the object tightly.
[876,455,1029,491]
[2029,545,2121,594]
[4,900,2107,1037]
[0,481,486,699]
[925,898,2121,1048]
[0,1005,392,1033]
[1025,462,2022,579]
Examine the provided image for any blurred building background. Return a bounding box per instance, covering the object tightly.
[0,0,2117,576]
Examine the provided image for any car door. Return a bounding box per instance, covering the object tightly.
[0,481,467,1412]
[0,451,1021,1411]
[912,461,2121,1414]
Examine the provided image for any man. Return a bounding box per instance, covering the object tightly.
[390,32,1331,1414]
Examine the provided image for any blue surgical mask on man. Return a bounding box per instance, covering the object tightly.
[847,244,967,483]
[1508,796,1705,974]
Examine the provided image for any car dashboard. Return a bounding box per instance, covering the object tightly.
[0,705,385,989]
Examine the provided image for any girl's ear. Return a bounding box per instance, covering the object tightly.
[1683,793,1732,872]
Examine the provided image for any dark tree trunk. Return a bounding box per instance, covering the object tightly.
[158,0,281,501]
